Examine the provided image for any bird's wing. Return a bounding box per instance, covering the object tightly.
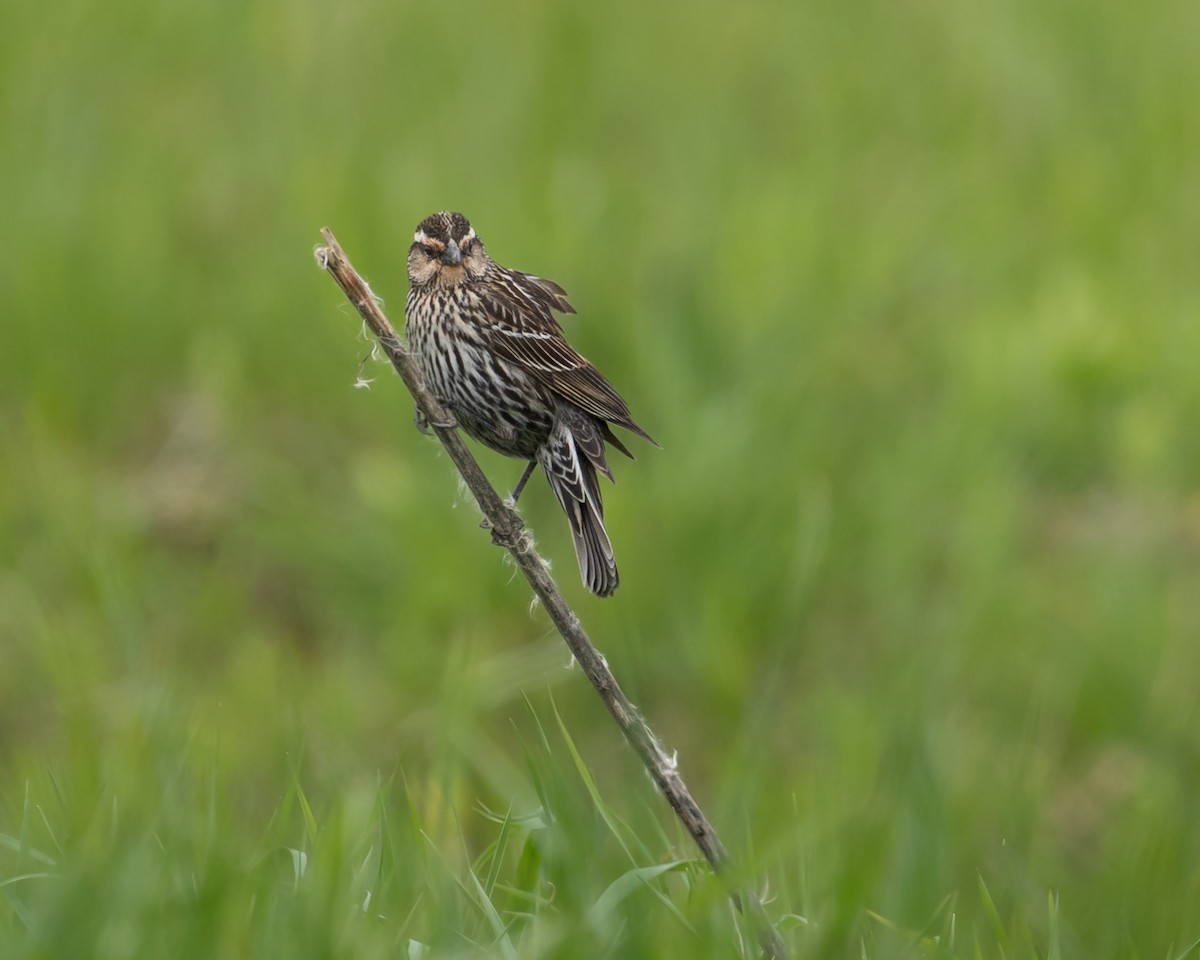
[478,270,652,440]
[523,273,576,316]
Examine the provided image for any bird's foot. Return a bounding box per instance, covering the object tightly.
[414,402,457,434]
[484,514,526,549]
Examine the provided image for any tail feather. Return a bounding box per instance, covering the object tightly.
[538,411,619,597]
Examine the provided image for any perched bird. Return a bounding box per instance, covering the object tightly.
[404,211,656,597]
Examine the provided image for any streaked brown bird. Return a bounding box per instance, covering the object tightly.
[404,211,656,597]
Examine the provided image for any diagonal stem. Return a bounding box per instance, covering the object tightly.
[314,228,786,960]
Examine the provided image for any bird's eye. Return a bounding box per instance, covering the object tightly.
[422,245,439,258]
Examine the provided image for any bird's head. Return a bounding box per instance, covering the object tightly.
[407,211,488,287]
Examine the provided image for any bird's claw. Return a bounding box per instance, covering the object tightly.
[414,403,457,434]
[484,515,525,549]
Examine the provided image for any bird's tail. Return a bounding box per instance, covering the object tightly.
[538,405,619,597]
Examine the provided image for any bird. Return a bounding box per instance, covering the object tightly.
[404,211,656,597]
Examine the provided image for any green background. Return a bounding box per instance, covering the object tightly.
[2,0,1197,956]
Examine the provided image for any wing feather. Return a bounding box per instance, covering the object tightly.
[479,269,657,446]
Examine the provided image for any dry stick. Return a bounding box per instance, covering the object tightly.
[314,228,786,960]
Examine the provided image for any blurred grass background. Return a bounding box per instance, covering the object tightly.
[2,0,1198,956]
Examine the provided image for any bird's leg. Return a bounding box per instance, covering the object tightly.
[483,462,536,544]
[508,461,538,506]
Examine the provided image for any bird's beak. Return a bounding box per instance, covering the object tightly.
[441,240,463,266]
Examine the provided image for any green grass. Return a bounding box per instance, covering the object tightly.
[2,0,1199,956]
